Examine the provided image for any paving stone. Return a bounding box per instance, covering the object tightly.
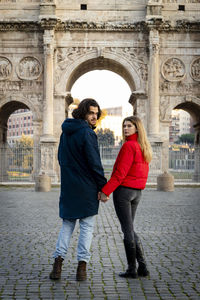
[0,187,199,300]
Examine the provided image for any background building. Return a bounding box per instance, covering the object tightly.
[99,106,130,145]
[7,110,33,146]
[169,110,191,143]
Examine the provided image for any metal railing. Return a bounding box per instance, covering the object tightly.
[0,145,39,182]
[0,144,199,183]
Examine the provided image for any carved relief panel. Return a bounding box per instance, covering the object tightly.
[161,57,185,82]
[190,58,200,82]
[0,57,12,80]
[159,96,171,122]
[16,56,42,80]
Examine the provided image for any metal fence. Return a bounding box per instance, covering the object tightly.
[0,144,199,183]
[0,145,39,182]
[100,144,199,182]
[169,145,199,181]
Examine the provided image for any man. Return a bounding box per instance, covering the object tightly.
[50,98,108,281]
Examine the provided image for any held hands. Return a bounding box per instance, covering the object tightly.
[98,192,109,203]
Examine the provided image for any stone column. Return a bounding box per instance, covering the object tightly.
[39,22,58,183]
[148,29,160,137]
[42,29,54,137]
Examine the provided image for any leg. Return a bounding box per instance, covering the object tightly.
[50,219,76,280]
[113,187,140,278]
[53,219,76,259]
[134,232,149,277]
[76,215,95,281]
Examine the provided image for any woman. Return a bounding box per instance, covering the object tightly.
[100,116,152,278]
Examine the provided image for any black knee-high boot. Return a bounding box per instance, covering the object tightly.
[119,239,138,278]
[135,235,149,277]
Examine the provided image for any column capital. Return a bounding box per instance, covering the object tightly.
[149,29,160,54]
[129,90,146,106]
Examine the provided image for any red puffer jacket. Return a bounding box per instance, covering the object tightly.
[101,133,149,196]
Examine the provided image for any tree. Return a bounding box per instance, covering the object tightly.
[12,134,33,170]
[95,109,107,127]
[178,133,195,145]
[96,128,115,146]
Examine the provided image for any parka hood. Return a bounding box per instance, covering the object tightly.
[61,118,89,135]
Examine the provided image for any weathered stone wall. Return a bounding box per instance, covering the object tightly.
[0,0,200,182]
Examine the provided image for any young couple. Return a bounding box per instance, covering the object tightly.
[49,98,152,281]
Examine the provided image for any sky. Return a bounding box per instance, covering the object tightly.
[71,70,132,111]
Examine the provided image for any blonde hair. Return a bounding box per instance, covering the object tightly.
[122,116,152,163]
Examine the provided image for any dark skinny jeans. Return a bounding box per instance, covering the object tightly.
[113,186,141,246]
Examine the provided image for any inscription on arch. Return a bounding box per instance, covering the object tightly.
[0,57,12,80]
[161,57,185,82]
[16,56,42,80]
[190,58,200,82]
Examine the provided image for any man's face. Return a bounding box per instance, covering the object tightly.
[85,106,99,127]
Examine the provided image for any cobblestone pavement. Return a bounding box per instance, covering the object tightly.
[0,187,200,300]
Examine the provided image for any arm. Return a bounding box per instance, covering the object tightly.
[101,142,134,196]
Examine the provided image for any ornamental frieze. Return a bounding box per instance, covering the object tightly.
[0,80,42,93]
[161,57,185,82]
[0,57,12,80]
[163,0,199,3]
[16,57,43,80]
[160,81,199,95]
[56,21,148,32]
[190,58,200,82]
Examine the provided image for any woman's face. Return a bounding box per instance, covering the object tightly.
[123,120,137,137]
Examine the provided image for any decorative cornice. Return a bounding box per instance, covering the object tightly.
[0,19,199,33]
[0,21,40,32]
[55,20,149,32]
[147,19,200,32]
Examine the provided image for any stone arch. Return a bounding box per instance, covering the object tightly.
[0,94,42,123]
[170,98,200,182]
[55,51,143,95]
[0,94,43,181]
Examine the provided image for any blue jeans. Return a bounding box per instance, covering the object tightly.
[53,215,95,263]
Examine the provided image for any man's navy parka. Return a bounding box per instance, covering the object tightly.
[58,118,107,219]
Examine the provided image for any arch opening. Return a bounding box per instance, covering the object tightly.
[169,101,200,182]
[0,101,40,183]
[65,57,139,93]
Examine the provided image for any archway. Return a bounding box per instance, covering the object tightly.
[169,101,200,182]
[0,100,42,182]
[65,57,138,93]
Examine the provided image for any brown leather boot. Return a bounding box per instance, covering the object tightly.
[49,256,64,280]
[76,261,87,281]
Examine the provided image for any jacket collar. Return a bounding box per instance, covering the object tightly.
[125,133,138,141]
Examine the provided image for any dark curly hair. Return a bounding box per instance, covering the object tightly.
[72,98,101,120]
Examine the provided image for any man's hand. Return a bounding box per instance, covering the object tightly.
[98,192,109,203]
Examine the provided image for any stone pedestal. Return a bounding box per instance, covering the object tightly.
[157,171,174,192]
[39,135,58,183]
[35,173,51,192]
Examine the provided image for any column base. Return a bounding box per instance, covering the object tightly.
[39,135,59,183]
[157,171,174,192]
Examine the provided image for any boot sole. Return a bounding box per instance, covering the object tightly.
[49,274,61,280]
